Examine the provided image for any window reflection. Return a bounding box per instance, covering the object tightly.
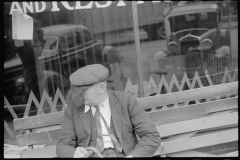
[3,1,238,109]
[170,13,218,34]
[43,36,58,51]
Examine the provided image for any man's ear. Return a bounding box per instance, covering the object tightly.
[99,82,107,93]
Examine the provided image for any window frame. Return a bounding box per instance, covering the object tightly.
[82,29,93,46]
[60,31,84,54]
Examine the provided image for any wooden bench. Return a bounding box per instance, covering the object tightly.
[13,82,238,158]
[138,81,238,157]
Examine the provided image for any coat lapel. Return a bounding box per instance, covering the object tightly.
[78,107,91,146]
[108,90,123,146]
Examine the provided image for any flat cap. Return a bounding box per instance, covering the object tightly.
[69,64,109,86]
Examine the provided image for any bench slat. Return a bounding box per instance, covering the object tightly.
[168,150,218,157]
[163,131,198,142]
[138,82,238,110]
[20,145,57,158]
[16,129,61,147]
[156,112,238,137]
[148,97,237,124]
[154,128,238,155]
[20,146,238,158]
[16,110,237,146]
[169,150,238,157]
[34,125,61,133]
[14,111,64,131]
[168,150,238,157]
[218,151,238,157]
[14,96,237,131]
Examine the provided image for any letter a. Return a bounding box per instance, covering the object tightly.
[10,2,23,15]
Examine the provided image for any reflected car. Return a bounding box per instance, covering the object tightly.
[153,3,233,90]
[40,24,105,75]
[4,24,105,105]
[164,3,230,54]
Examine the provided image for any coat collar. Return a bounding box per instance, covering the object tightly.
[84,95,110,113]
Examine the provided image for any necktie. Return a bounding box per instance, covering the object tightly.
[94,106,123,153]
[94,106,104,153]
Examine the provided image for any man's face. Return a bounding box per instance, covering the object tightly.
[83,83,106,106]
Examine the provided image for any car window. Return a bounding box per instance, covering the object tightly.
[170,12,217,32]
[83,29,92,44]
[61,32,82,50]
[200,13,208,20]
[185,14,196,21]
[43,36,58,51]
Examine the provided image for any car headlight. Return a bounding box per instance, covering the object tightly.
[153,51,168,61]
[199,39,212,50]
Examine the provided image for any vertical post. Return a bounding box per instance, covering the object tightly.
[26,130,33,150]
[227,0,232,53]
[132,1,144,98]
[4,120,16,142]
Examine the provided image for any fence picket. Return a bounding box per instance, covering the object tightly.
[124,68,238,97]
[24,91,40,118]
[4,96,18,119]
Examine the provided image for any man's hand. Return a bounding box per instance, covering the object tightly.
[73,147,93,158]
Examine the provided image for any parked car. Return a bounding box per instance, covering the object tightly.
[164,3,230,55]
[152,3,233,92]
[40,24,104,74]
[4,24,105,105]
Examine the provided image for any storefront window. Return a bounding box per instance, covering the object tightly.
[4,1,238,111]
[4,1,138,112]
[3,1,239,145]
[138,1,238,96]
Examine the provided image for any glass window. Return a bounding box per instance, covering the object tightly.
[3,1,238,108]
[169,12,218,33]
[140,2,238,96]
[3,3,238,144]
[65,32,82,49]
[83,29,92,44]
[43,36,58,51]
[60,32,83,53]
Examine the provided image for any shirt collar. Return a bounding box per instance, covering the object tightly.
[84,95,109,113]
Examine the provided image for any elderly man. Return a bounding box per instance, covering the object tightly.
[56,64,161,158]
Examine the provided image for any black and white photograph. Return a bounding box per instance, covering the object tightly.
[4,1,238,158]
